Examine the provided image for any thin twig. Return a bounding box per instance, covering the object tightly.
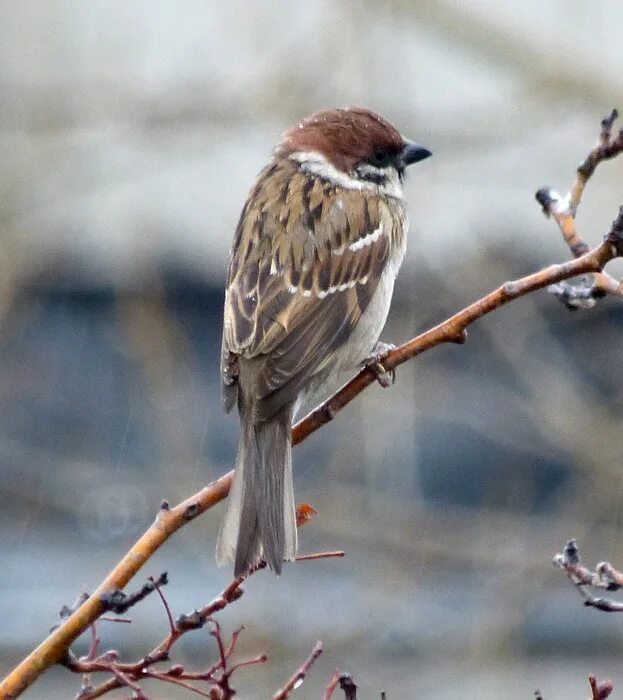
[64,552,341,699]
[273,641,323,699]
[324,671,358,700]
[554,539,623,613]
[142,671,214,698]
[536,108,623,303]
[209,619,229,680]
[589,674,614,700]
[223,653,267,680]
[296,551,345,562]
[75,677,120,699]
[149,574,175,634]
[100,572,169,615]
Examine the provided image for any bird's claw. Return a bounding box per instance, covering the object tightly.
[363,341,396,388]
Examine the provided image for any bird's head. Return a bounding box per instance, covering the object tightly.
[278,107,431,196]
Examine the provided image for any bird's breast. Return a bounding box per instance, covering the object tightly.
[329,203,407,372]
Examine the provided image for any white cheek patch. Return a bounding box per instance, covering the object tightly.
[290,150,366,191]
[290,150,403,200]
[355,163,385,182]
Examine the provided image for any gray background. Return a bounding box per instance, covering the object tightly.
[2,1,623,697]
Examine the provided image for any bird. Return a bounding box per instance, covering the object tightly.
[217,107,432,576]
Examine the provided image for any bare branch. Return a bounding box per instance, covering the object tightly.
[324,671,358,700]
[589,674,615,700]
[99,572,169,615]
[293,235,619,444]
[272,641,323,699]
[554,539,623,613]
[536,108,623,302]
[61,552,341,699]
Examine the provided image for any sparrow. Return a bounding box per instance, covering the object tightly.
[217,107,431,576]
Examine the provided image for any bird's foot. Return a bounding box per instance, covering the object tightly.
[363,341,396,388]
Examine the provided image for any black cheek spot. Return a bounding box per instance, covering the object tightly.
[365,170,386,185]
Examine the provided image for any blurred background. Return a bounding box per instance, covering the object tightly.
[2,1,623,697]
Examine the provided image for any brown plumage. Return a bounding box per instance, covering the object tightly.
[217,107,431,576]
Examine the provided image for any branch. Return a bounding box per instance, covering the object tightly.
[536,108,623,306]
[272,640,323,700]
[65,551,342,699]
[554,539,623,612]
[62,554,342,699]
[589,675,615,700]
[324,671,358,700]
[293,224,621,443]
[3,111,623,699]
[99,571,168,615]
[536,675,614,700]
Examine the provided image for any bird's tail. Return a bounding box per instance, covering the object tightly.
[216,403,297,576]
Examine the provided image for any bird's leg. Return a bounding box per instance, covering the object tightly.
[362,341,396,388]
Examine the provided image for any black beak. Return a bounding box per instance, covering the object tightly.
[398,141,432,168]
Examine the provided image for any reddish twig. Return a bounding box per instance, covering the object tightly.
[223,652,268,679]
[324,672,342,700]
[150,573,175,633]
[273,641,323,700]
[139,671,213,698]
[324,671,358,700]
[589,674,615,700]
[296,550,345,562]
[62,552,340,699]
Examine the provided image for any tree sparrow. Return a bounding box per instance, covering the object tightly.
[217,107,431,575]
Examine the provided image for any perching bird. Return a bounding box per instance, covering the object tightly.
[217,107,431,576]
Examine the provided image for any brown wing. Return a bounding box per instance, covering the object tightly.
[222,159,401,419]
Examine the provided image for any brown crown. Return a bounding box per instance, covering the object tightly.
[279,107,406,173]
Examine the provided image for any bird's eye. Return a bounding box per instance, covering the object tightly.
[370,149,391,167]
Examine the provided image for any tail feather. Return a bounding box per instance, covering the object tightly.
[216,403,297,576]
